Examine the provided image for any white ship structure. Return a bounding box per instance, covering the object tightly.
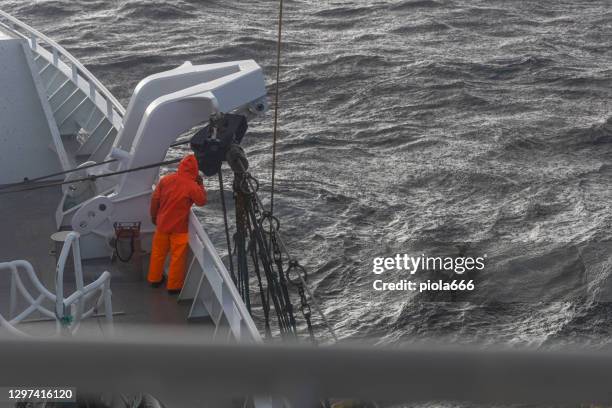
[0,9,267,341]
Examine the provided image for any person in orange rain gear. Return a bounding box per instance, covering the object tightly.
[148,154,207,294]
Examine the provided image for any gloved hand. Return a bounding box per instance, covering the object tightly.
[196,171,204,186]
[151,217,157,226]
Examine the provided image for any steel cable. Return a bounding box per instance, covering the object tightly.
[269,0,284,217]
[0,158,182,195]
[0,136,192,192]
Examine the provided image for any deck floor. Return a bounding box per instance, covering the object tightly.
[0,184,214,337]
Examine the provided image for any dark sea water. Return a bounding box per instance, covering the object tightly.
[2,0,612,347]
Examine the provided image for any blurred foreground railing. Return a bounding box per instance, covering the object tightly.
[0,337,610,406]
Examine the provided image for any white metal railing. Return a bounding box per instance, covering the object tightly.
[0,232,113,336]
[184,210,261,342]
[0,9,125,129]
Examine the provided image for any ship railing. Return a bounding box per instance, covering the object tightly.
[0,232,113,337]
[179,210,262,343]
[3,338,612,406]
[0,9,125,130]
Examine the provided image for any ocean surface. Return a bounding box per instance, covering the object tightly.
[2,0,612,347]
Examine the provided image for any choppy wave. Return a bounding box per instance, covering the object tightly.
[3,0,612,347]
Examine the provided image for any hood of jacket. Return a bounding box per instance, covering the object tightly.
[177,154,199,180]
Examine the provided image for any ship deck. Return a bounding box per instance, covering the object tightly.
[0,184,215,337]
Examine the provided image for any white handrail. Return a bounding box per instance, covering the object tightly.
[188,211,261,342]
[0,9,126,121]
[0,232,113,336]
[55,231,85,320]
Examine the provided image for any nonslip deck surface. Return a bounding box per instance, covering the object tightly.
[0,185,214,337]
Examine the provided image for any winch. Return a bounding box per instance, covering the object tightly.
[190,113,248,176]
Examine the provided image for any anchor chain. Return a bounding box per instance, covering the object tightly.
[288,260,316,344]
[233,171,295,339]
[226,168,335,343]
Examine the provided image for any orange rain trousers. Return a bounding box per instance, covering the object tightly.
[147,231,189,290]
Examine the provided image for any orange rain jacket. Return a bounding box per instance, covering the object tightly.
[150,154,207,233]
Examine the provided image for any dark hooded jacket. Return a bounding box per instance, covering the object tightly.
[150,154,207,233]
